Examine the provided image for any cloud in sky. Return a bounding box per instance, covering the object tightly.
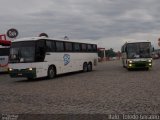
[1,0,160,51]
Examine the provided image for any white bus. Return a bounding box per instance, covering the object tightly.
[0,46,10,72]
[0,39,11,72]
[8,37,98,79]
[121,41,153,70]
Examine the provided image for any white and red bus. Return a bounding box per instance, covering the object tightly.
[0,34,11,72]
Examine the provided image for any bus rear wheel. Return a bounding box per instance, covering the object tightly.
[83,63,88,72]
[48,66,56,79]
[145,67,149,71]
[87,63,92,72]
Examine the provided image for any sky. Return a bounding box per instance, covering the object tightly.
[1,0,160,51]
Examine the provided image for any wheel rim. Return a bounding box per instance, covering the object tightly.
[88,64,91,71]
[49,68,54,78]
[83,64,88,72]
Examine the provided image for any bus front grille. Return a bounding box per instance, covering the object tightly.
[135,62,146,67]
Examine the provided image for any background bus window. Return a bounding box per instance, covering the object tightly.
[56,41,64,52]
[0,48,10,56]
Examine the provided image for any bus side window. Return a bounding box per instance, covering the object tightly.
[46,40,55,52]
[56,41,64,52]
[82,44,87,52]
[73,43,81,52]
[87,44,92,52]
[36,40,46,62]
[93,45,97,52]
[65,42,73,52]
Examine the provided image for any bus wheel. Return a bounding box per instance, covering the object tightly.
[48,66,56,79]
[127,68,131,71]
[87,63,92,72]
[83,63,88,72]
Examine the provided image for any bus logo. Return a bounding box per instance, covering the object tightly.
[63,54,70,66]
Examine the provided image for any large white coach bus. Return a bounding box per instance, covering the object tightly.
[121,41,153,70]
[8,37,98,79]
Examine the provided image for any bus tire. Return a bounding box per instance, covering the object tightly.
[145,67,149,71]
[83,62,88,72]
[87,62,92,72]
[48,66,56,79]
[127,68,131,71]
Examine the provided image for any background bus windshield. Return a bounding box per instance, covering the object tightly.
[0,48,10,56]
[127,42,151,59]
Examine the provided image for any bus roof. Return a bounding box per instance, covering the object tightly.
[12,37,97,45]
[12,37,46,42]
[123,41,151,44]
[123,40,151,44]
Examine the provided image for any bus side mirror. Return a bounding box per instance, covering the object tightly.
[125,47,127,52]
[152,47,154,52]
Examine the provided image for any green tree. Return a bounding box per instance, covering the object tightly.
[105,48,116,57]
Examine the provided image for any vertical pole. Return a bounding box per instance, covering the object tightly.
[103,49,106,61]
[4,34,6,40]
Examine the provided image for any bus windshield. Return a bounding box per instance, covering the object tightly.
[9,41,35,63]
[127,42,151,59]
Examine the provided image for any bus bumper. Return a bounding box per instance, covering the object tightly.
[128,62,152,69]
[9,68,36,79]
[0,66,8,72]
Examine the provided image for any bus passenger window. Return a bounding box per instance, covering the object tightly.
[56,41,64,52]
[65,42,73,52]
[36,40,46,62]
[87,44,92,52]
[46,40,55,52]
[93,45,97,52]
[82,44,87,52]
[73,43,80,52]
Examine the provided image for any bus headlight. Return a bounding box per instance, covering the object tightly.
[148,60,152,62]
[129,60,133,63]
[149,63,152,66]
[9,68,13,71]
[129,64,132,67]
[28,68,33,71]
